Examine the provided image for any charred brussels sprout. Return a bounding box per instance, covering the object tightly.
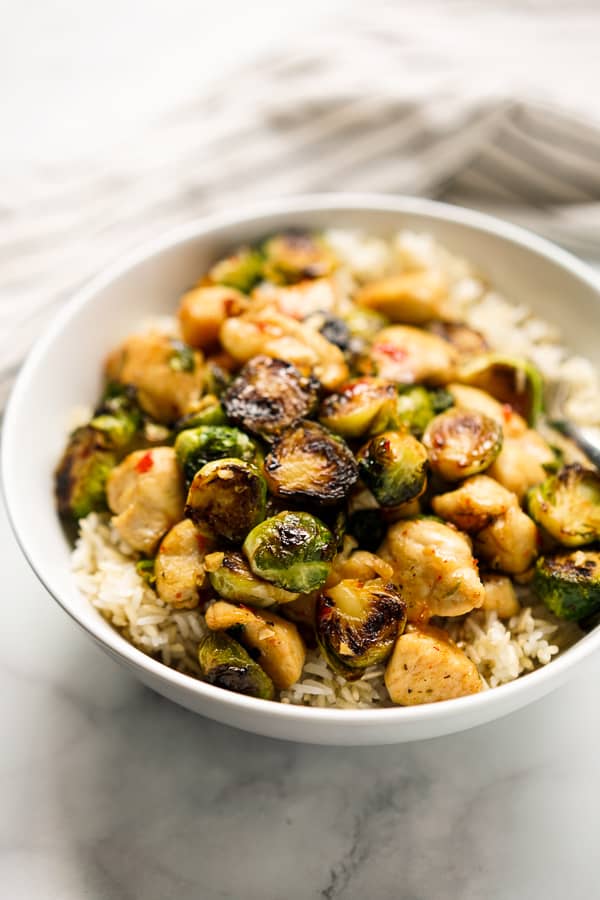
[243,511,336,592]
[533,549,600,620]
[174,397,227,431]
[264,421,359,506]
[316,578,407,679]
[347,509,387,552]
[527,464,600,547]
[208,246,264,293]
[357,431,428,508]
[343,307,389,343]
[174,425,262,488]
[319,378,397,439]
[185,459,267,543]
[207,551,300,607]
[316,315,353,353]
[457,353,544,425]
[55,427,116,520]
[262,231,337,284]
[422,408,503,481]
[222,356,319,441]
[393,386,454,437]
[198,631,275,700]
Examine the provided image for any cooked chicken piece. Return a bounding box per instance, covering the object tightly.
[252,277,339,320]
[488,428,555,502]
[385,624,482,705]
[155,519,212,609]
[326,549,394,588]
[432,475,517,533]
[379,518,485,621]
[426,322,488,359]
[105,331,205,423]
[204,601,306,689]
[474,505,538,575]
[178,285,249,349]
[369,325,458,385]
[106,447,185,554]
[355,270,453,325]
[219,306,348,390]
[277,592,318,630]
[447,383,526,437]
[481,574,520,618]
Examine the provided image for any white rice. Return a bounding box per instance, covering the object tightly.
[71,228,596,708]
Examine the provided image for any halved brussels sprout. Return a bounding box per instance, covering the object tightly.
[422,408,503,481]
[314,314,354,353]
[393,386,454,438]
[357,431,428,508]
[208,246,264,293]
[174,425,262,488]
[174,396,227,431]
[55,427,116,520]
[185,458,267,543]
[457,353,544,425]
[262,230,337,284]
[198,631,275,700]
[264,421,358,506]
[319,378,397,439]
[347,509,387,552]
[342,307,389,344]
[533,549,600,620]
[90,382,143,449]
[243,511,336,592]
[527,464,600,547]
[202,359,233,397]
[316,578,407,679]
[222,356,319,440]
[207,551,300,607]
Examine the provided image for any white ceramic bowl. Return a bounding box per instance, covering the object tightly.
[3,194,600,745]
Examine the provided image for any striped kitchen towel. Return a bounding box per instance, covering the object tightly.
[2,0,600,407]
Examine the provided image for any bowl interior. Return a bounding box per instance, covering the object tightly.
[4,196,600,742]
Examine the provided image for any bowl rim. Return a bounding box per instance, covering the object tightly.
[3,191,600,726]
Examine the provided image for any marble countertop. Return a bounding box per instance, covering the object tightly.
[3,487,600,899]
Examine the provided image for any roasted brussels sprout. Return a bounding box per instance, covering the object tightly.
[355,270,449,324]
[347,509,387,552]
[208,246,264,293]
[185,458,267,543]
[90,382,143,449]
[315,314,354,353]
[319,378,397,439]
[55,426,116,520]
[343,307,389,344]
[533,549,600,620]
[202,359,233,397]
[422,408,503,481]
[262,230,337,284]
[207,551,300,607]
[457,353,544,425]
[174,397,227,431]
[243,511,336,592]
[174,425,262,488]
[357,431,428,507]
[264,421,358,506]
[198,631,275,700]
[222,356,319,441]
[527,464,600,547]
[316,578,407,679]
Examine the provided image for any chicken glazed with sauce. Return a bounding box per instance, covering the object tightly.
[56,228,600,708]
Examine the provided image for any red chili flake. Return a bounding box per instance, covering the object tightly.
[374,342,407,363]
[135,451,154,474]
[501,403,514,422]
